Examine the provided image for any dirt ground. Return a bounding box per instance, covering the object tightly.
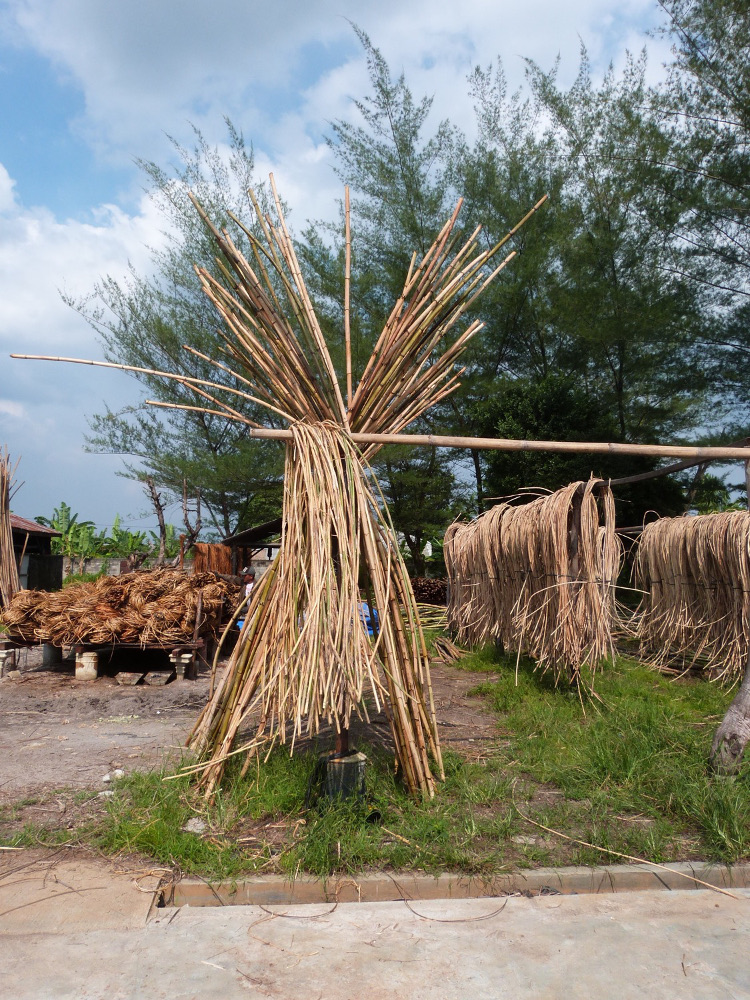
[0,647,500,819]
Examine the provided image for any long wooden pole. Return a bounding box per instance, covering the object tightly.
[344,186,352,411]
[141,406,750,461]
[609,437,750,485]
[12,353,750,461]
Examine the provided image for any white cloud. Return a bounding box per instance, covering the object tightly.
[0,163,18,213]
[0,171,167,523]
[0,400,25,419]
[6,0,670,175]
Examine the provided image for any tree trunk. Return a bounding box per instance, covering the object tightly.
[710,655,750,774]
[144,476,167,564]
[406,535,425,577]
[471,448,484,515]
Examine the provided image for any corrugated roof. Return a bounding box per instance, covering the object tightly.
[222,516,283,547]
[10,514,61,536]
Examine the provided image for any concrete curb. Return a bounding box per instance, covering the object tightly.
[166,861,750,908]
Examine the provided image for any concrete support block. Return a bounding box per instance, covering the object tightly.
[42,644,63,668]
[75,650,99,681]
[144,670,175,686]
[116,671,145,686]
[0,648,16,678]
[170,651,195,680]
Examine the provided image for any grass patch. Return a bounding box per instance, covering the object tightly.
[463,649,750,862]
[82,747,514,880]
[4,650,747,878]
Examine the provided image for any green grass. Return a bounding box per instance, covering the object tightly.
[463,649,750,861]
[3,648,748,878]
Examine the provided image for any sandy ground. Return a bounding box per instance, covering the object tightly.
[0,647,499,807]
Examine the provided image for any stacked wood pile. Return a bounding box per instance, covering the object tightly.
[192,542,233,576]
[411,577,447,605]
[0,569,238,646]
[634,511,750,683]
[444,480,621,684]
[0,451,19,611]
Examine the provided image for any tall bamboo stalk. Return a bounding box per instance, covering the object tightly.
[0,450,20,612]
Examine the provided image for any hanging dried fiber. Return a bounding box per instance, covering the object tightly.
[634,511,750,684]
[445,479,621,685]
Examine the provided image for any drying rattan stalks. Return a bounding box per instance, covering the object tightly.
[445,480,621,685]
[634,511,750,683]
[190,422,442,799]
[181,183,544,798]
[0,450,20,611]
[10,181,546,798]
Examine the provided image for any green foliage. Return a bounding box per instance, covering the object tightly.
[35,502,109,569]
[686,471,747,513]
[479,374,686,522]
[306,30,716,526]
[460,51,709,504]
[655,1,750,424]
[375,447,468,575]
[35,503,181,567]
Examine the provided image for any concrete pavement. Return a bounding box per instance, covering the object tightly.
[1,851,748,999]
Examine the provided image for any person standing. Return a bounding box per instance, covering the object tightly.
[241,567,256,599]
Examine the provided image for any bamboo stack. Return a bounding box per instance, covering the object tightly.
[181,185,540,799]
[10,181,545,797]
[174,183,544,798]
[445,480,621,684]
[192,542,233,576]
[0,451,20,612]
[634,511,750,683]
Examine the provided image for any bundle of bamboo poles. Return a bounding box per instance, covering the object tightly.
[0,451,20,612]
[11,182,544,797]
[181,186,542,799]
[634,511,750,683]
[444,480,621,684]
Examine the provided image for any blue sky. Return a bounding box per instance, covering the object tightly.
[0,0,669,534]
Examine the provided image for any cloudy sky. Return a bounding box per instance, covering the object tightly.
[0,0,670,533]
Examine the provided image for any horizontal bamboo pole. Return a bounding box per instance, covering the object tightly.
[12,354,750,461]
[146,407,750,461]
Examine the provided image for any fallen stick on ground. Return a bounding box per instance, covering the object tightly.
[515,805,742,900]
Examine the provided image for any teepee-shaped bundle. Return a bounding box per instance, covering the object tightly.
[179,181,545,798]
[24,178,540,797]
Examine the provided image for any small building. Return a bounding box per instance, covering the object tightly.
[222,516,282,578]
[11,515,63,591]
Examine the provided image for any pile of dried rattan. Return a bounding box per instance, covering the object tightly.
[444,480,621,684]
[0,569,237,646]
[0,451,20,611]
[634,511,750,683]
